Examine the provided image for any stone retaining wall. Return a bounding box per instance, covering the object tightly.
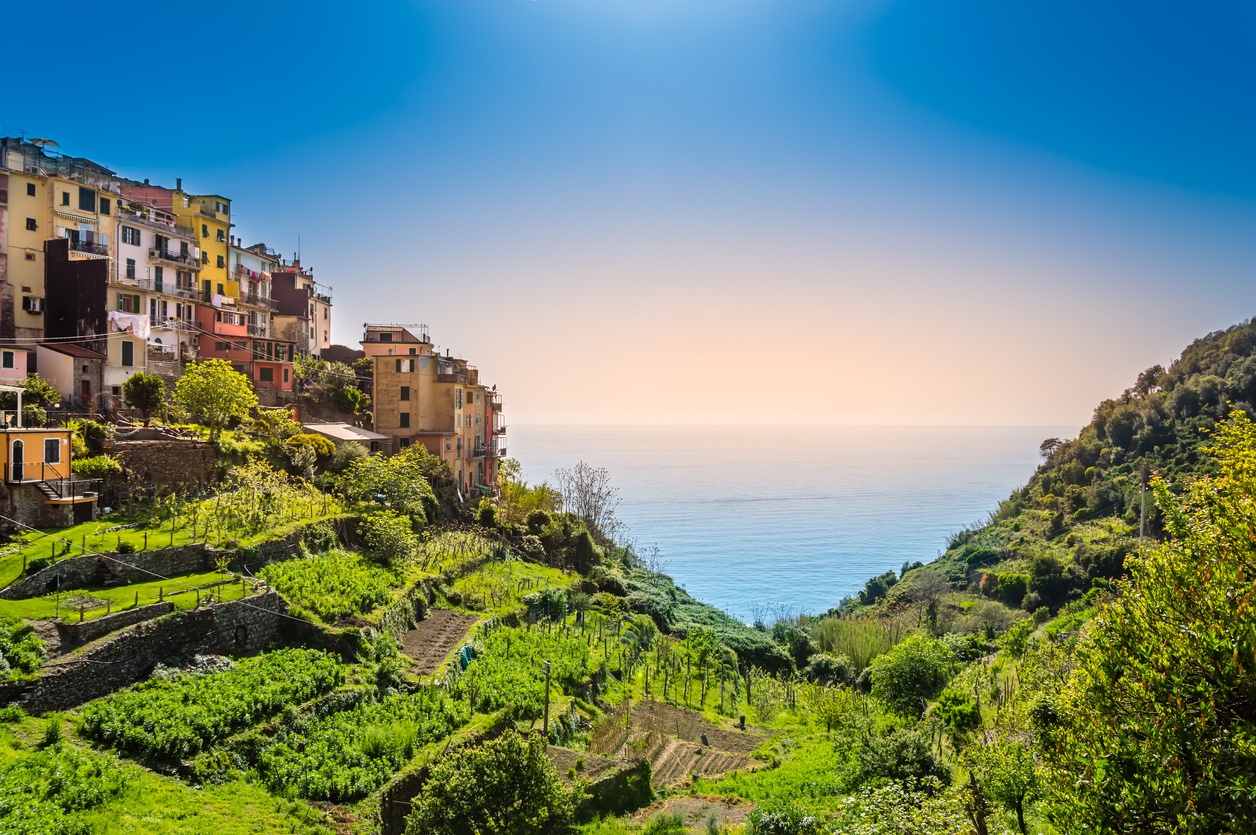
[105,439,217,491]
[54,602,175,648]
[6,592,287,714]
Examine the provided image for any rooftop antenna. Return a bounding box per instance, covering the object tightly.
[297,234,301,261]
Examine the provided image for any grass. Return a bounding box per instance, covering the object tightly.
[0,496,344,591]
[0,712,331,835]
[0,570,256,622]
[442,559,574,617]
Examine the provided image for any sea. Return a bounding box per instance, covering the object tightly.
[509,425,1073,622]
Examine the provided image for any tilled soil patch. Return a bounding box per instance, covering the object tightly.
[633,795,756,829]
[399,609,479,675]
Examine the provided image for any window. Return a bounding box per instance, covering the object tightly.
[118,293,141,313]
[25,218,36,231]
[395,359,413,373]
[215,341,230,351]
[44,438,61,465]
[180,241,189,257]
[1,351,13,369]
[216,201,228,214]
[466,391,474,405]
[283,368,289,383]
[400,386,410,401]
[111,386,122,397]
[126,258,136,279]
[78,187,96,212]
[121,226,140,246]
[399,412,410,428]
[217,283,224,294]
[259,367,274,382]
[456,389,463,409]
[409,347,417,355]
[379,332,392,342]
[399,437,411,448]
[216,229,225,242]
[99,197,110,215]
[26,183,35,196]
[153,266,163,290]
[202,252,209,265]
[121,340,134,367]
[61,191,70,206]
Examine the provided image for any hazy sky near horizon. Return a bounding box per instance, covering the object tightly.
[6,1,1253,428]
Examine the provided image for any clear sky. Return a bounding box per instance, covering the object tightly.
[6,0,1253,427]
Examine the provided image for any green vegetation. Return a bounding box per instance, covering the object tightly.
[121,372,166,426]
[407,729,578,835]
[0,618,44,681]
[0,569,254,622]
[173,360,258,441]
[80,649,343,760]
[255,688,469,801]
[259,548,396,624]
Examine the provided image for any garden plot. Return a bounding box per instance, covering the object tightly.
[399,609,479,675]
[632,795,756,829]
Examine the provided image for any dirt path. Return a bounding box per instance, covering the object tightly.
[399,609,479,675]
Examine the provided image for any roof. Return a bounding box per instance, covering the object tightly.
[303,423,391,443]
[37,343,105,359]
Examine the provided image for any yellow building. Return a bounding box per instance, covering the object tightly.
[0,385,97,527]
[0,138,120,341]
[172,188,234,302]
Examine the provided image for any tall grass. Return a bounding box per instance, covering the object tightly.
[809,617,907,673]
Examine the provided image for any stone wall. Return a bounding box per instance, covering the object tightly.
[2,483,74,530]
[55,602,174,648]
[106,438,217,491]
[1,544,215,600]
[376,582,431,640]
[2,519,353,600]
[7,591,288,714]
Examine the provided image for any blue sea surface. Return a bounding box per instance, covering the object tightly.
[509,425,1071,621]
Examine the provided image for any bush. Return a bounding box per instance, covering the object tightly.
[526,510,551,535]
[359,510,418,568]
[476,498,497,528]
[286,433,336,459]
[933,688,980,735]
[71,454,123,478]
[803,652,854,686]
[642,813,687,835]
[0,618,45,681]
[867,635,954,717]
[329,442,369,474]
[260,550,396,624]
[857,726,951,788]
[407,730,577,835]
[747,806,820,835]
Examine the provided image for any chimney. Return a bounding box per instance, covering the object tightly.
[143,178,150,185]
[176,177,182,191]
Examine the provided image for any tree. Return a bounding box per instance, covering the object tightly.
[497,458,559,525]
[553,461,621,543]
[406,730,577,835]
[969,734,1039,834]
[868,635,954,717]
[121,372,166,426]
[1038,411,1256,834]
[338,449,437,522]
[358,510,418,568]
[173,360,257,440]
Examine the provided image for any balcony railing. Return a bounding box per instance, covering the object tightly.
[247,324,267,337]
[150,248,201,269]
[150,316,195,332]
[69,239,110,257]
[489,393,503,411]
[494,424,507,436]
[137,278,198,300]
[240,293,279,310]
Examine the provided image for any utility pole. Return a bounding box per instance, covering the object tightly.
[542,661,552,740]
[1139,481,1146,547]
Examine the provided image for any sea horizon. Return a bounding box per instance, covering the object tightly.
[510,424,1072,621]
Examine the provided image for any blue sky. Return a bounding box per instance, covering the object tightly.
[6,0,1254,425]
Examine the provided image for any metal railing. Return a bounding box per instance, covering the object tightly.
[150,248,201,269]
[70,239,110,256]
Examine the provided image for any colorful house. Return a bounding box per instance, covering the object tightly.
[0,385,96,528]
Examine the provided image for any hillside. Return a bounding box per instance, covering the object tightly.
[2,321,1256,835]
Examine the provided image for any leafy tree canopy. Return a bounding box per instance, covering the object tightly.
[406,730,577,835]
[174,360,257,440]
[121,372,166,426]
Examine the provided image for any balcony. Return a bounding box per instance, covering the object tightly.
[138,278,198,300]
[69,239,110,258]
[150,248,201,270]
[240,292,279,311]
[150,316,195,333]
[493,423,507,436]
[119,207,191,236]
[489,392,503,411]
[247,323,268,337]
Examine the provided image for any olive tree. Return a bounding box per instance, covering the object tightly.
[121,372,166,426]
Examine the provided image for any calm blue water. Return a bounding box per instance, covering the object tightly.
[510,425,1070,621]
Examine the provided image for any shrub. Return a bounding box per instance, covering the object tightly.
[359,510,418,568]
[747,806,821,835]
[329,441,369,473]
[407,730,577,835]
[643,813,687,835]
[286,433,336,459]
[933,688,980,735]
[867,635,954,717]
[260,550,396,624]
[803,652,854,686]
[476,498,497,528]
[0,618,45,680]
[526,510,551,535]
[857,726,951,788]
[71,454,123,478]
